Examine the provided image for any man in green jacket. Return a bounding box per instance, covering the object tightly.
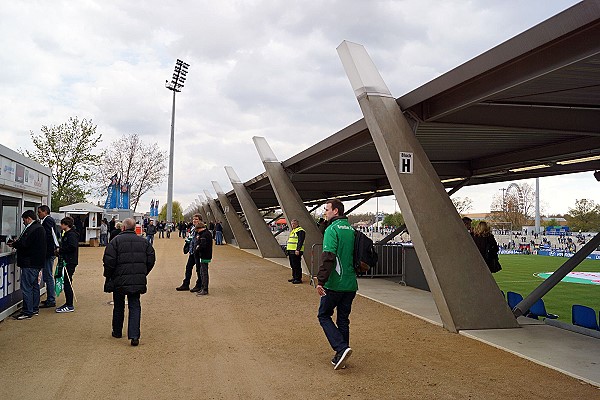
[316,198,357,370]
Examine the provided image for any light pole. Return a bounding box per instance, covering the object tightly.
[165,58,190,222]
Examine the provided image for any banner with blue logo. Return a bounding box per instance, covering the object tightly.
[0,253,21,319]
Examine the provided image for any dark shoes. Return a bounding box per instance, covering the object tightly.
[113,332,138,346]
[39,301,56,308]
[288,278,295,282]
[176,285,190,291]
[331,347,352,370]
[292,280,302,284]
[196,289,208,296]
[190,286,202,293]
[13,313,33,320]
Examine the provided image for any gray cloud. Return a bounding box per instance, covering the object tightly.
[0,0,587,215]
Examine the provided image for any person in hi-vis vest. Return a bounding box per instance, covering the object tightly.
[286,219,305,284]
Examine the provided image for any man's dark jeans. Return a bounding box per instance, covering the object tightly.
[288,251,303,281]
[64,265,76,307]
[21,267,41,316]
[183,253,201,288]
[42,256,56,305]
[318,289,356,352]
[112,292,141,340]
[199,262,209,291]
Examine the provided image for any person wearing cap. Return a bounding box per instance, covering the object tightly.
[193,221,213,296]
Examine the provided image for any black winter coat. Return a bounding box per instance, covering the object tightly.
[103,230,155,294]
[59,229,79,267]
[12,221,46,269]
[42,215,58,258]
[194,229,213,260]
[473,234,499,268]
[109,229,121,242]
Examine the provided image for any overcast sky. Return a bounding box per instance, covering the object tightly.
[1,0,594,217]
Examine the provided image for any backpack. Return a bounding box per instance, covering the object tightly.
[353,230,378,274]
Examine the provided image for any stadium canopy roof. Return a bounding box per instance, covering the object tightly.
[225,1,600,212]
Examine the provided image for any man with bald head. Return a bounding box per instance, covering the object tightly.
[103,218,155,346]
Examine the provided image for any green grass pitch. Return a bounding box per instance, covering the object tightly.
[495,254,600,323]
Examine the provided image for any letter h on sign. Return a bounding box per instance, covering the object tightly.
[399,152,413,174]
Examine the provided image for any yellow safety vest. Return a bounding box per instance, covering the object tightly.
[286,226,305,252]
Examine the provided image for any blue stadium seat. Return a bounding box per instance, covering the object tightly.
[572,305,599,330]
[528,298,558,320]
[506,291,523,310]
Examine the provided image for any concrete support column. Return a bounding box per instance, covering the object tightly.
[253,137,323,276]
[338,41,517,332]
[212,181,257,249]
[225,166,284,258]
[203,189,235,246]
[201,199,216,224]
[195,197,209,222]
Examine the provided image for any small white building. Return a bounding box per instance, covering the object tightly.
[0,144,52,321]
[59,202,105,242]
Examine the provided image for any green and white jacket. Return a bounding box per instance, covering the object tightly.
[317,216,357,292]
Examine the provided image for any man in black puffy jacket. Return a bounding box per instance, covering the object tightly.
[103,218,155,346]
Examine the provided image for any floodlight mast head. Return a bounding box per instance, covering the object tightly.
[165,59,190,92]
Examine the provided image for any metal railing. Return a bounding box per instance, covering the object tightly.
[310,243,405,287]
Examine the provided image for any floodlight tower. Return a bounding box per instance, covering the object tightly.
[165,58,190,222]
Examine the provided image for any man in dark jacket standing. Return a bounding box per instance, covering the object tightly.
[176,214,203,292]
[8,210,47,320]
[37,205,59,308]
[103,218,155,346]
[194,222,213,296]
[56,216,79,313]
[145,220,157,245]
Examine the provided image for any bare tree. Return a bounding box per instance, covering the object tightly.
[451,197,473,215]
[489,182,535,229]
[95,134,166,211]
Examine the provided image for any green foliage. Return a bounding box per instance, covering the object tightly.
[23,117,103,211]
[494,254,600,322]
[383,212,404,227]
[565,199,600,231]
[158,201,184,222]
[347,212,375,225]
[543,218,559,228]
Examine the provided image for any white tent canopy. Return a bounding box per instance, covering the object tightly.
[59,202,105,213]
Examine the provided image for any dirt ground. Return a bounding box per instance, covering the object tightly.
[0,237,598,399]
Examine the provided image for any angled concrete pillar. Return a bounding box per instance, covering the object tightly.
[199,195,216,224]
[212,181,257,249]
[253,137,323,275]
[338,41,517,332]
[203,189,235,245]
[225,166,284,258]
[195,197,209,222]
